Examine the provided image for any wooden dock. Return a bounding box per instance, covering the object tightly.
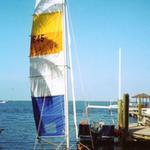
[129,108,150,118]
[119,94,150,149]
[77,94,150,150]
[129,123,150,140]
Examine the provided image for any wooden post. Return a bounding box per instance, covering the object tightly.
[118,100,123,129]
[138,97,142,116]
[123,94,129,132]
[138,97,142,123]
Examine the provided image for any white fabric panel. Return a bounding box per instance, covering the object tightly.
[30,52,65,77]
[30,75,65,97]
[34,0,64,15]
[30,51,65,97]
[35,0,41,8]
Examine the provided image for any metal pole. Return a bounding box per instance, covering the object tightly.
[66,5,78,140]
[63,0,69,148]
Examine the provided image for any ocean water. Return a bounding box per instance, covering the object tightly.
[0,101,136,150]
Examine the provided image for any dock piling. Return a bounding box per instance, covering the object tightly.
[118,100,123,129]
[138,97,142,123]
[123,94,129,133]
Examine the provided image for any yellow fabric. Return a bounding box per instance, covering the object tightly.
[30,12,63,57]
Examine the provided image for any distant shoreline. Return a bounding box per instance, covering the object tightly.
[5,99,118,102]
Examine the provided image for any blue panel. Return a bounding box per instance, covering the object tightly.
[32,95,65,136]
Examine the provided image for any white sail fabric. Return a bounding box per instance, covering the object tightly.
[30,52,65,97]
[35,0,64,15]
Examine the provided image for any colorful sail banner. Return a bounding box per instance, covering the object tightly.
[30,0,65,136]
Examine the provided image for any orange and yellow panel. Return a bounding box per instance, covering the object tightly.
[30,12,63,57]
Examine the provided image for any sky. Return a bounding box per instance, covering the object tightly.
[0,0,150,101]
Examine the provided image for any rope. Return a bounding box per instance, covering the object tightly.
[56,140,66,150]
[109,100,115,125]
[38,138,45,150]
[67,4,95,148]
[78,142,91,150]
[69,127,79,149]
[56,127,77,150]
[33,96,47,150]
[38,138,65,150]
[41,138,58,147]
[67,1,89,116]
[110,109,115,125]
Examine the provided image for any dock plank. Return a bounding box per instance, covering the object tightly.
[129,123,150,140]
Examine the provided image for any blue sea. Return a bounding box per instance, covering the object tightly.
[0,101,136,150]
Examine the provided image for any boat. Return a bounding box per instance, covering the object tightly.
[0,100,8,104]
[0,101,6,135]
[0,128,4,134]
[77,49,124,149]
[29,1,150,149]
[30,0,78,149]
[76,48,150,149]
